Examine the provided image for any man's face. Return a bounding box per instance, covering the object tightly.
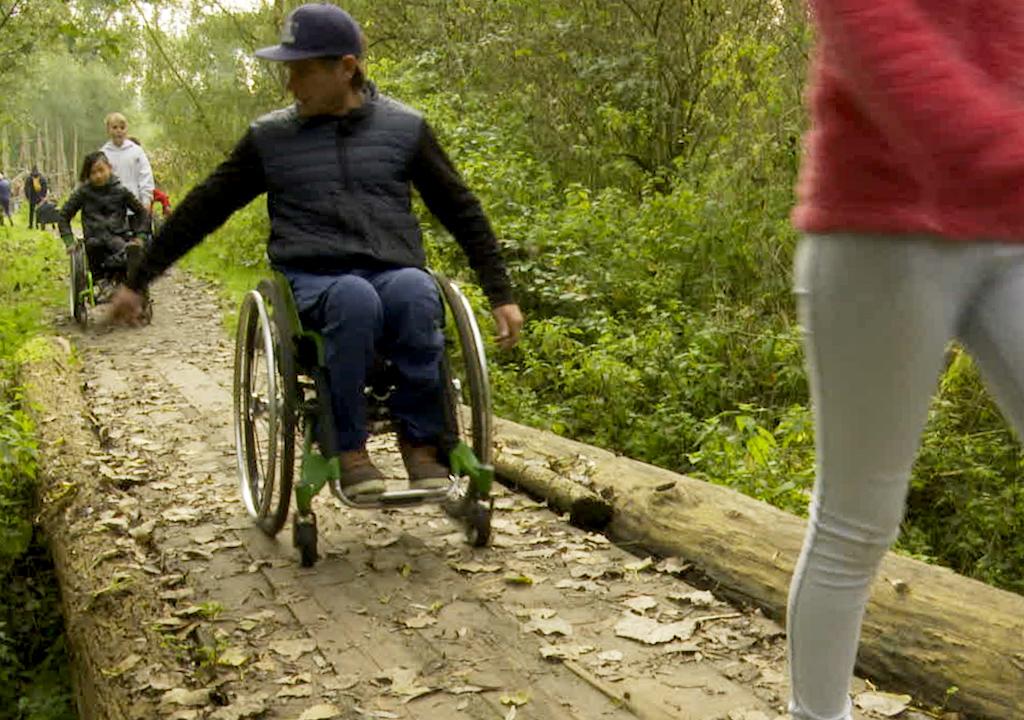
[286,57,357,117]
[107,119,128,147]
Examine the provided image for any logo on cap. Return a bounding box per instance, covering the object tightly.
[280,16,296,44]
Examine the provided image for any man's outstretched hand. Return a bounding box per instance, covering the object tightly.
[108,286,146,326]
[492,303,524,351]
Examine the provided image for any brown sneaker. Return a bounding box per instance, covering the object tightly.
[337,447,386,499]
[399,440,450,491]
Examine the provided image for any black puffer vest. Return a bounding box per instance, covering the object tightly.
[250,86,426,273]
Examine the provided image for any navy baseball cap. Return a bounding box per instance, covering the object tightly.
[255,4,362,62]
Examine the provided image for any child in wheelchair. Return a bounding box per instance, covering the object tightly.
[58,151,150,296]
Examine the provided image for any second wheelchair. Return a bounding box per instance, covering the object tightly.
[68,234,152,327]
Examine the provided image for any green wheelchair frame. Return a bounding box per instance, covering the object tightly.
[233,271,495,567]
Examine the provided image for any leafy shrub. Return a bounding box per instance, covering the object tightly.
[0,227,75,718]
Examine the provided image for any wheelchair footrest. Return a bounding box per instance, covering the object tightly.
[329,481,456,508]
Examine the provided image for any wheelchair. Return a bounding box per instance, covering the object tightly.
[67,234,153,327]
[233,271,495,567]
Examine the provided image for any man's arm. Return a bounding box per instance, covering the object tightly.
[409,122,514,308]
[57,188,84,245]
[127,130,266,292]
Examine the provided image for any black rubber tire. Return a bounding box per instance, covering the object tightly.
[433,275,493,464]
[233,282,297,537]
[69,245,89,327]
[293,513,319,567]
[465,501,492,548]
[140,293,154,325]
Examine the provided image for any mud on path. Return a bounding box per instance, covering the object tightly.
[55,271,908,720]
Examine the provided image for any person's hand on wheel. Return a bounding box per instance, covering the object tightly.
[492,303,524,350]
[108,286,146,327]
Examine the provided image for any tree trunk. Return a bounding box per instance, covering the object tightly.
[56,122,67,198]
[20,340,167,720]
[493,417,1024,719]
[18,126,30,171]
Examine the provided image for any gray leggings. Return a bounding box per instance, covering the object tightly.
[788,233,1024,720]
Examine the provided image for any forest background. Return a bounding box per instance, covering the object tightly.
[2,0,1023,714]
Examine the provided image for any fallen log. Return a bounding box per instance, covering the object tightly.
[494,416,1024,719]
[20,337,167,720]
[493,442,613,531]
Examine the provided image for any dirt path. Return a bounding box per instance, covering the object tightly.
[60,271,920,720]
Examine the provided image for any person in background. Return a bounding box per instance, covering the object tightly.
[24,165,47,229]
[0,173,11,226]
[100,113,154,208]
[59,151,149,284]
[151,184,172,229]
[786,2,1024,719]
[108,3,523,500]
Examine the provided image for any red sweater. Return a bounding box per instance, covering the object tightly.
[793,1,1024,241]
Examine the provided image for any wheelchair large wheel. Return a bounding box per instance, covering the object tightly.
[233,280,298,536]
[68,245,89,327]
[434,274,493,464]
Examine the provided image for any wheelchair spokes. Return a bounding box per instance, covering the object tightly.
[234,288,295,535]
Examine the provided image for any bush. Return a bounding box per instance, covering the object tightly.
[0,226,75,718]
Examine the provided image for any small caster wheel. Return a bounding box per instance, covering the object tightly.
[465,502,491,548]
[140,294,154,325]
[292,512,319,567]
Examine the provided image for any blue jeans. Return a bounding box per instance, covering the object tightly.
[281,266,446,452]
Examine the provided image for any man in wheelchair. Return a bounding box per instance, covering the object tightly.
[110,3,523,500]
[59,150,150,294]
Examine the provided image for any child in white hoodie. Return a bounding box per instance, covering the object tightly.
[100,112,154,209]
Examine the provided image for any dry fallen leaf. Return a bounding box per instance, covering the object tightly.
[623,596,658,613]
[208,693,268,720]
[379,667,434,702]
[623,556,655,572]
[539,644,595,660]
[269,638,317,661]
[403,613,437,629]
[276,673,312,685]
[614,614,697,645]
[159,688,212,708]
[365,534,400,549]
[522,615,573,637]
[450,561,502,574]
[446,684,486,695]
[854,691,913,717]
[297,704,341,720]
[217,647,249,667]
[555,578,602,592]
[668,589,716,607]
[103,653,142,677]
[655,557,692,574]
[596,650,624,664]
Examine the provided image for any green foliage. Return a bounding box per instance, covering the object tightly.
[0,226,74,719]
[74,0,1024,594]
[905,349,1024,593]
